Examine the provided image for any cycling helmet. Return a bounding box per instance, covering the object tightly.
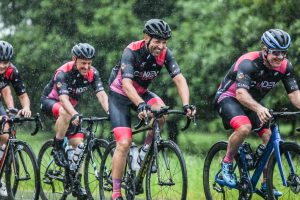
[261,29,291,50]
[143,19,171,40]
[71,43,95,59]
[0,40,13,61]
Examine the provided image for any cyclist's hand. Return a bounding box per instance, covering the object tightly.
[18,107,31,118]
[257,106,271,124]
[71,113,80,126]
[137,102,150,120]
[183,104,197,118]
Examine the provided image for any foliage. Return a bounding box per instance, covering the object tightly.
[1,0,300,130]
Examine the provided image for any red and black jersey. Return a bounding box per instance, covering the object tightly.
[215,51,299,104]
[42,61,104,106]
[108,40,181,96]
[0,64,26,96]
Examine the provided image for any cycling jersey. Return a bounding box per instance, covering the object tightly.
[42,61,104,106]
[109,40,181,96]
[0,64,26,95]
[215,51,298,104]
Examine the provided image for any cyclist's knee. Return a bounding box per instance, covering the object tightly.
[235,124,252,137]
[58,107,72,121]
[117,138,132,152]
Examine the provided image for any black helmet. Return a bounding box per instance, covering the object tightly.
[143,19,171,40]
[71,43,95,59]
[0,40,13,61]
[261,29,291,50]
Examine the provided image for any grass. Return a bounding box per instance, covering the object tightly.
[14,125,300,199]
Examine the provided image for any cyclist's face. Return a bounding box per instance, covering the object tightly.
[145,36,167,57]
[73,57,92,76]
[263,47,286,68]
[0,61,9,74]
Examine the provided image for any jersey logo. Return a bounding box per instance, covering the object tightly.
[252,81,276,89]
[134,70,159,80]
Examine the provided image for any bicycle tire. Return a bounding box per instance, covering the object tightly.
[203,141,243,200]
[6,140,40,200]
[84,138,109,199]
[37,139,67,200]
[145,140,187,200]
[267,141,300,200]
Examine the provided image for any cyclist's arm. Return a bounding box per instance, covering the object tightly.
[122,78,144,106]
[172,74,190,106]
[1,86,15,109]
[235,60,270,123]
[95,90,109,113]
[288,90,300,109]
[59,94,78,117]
[18,93,31,117]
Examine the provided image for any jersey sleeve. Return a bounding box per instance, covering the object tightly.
[282,62,299,93]
[164,48,181,78]
[53,71,69,96]
[10,68,27,96]
[235,60,257,90]
[120,48,135,80]
[91,68,105,93]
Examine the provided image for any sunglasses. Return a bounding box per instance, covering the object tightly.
[268,49,287,57]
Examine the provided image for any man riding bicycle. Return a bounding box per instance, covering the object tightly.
[214,29,300,196]
[0,40,31,197]
[40,43,109,198]
[108,19,196,200]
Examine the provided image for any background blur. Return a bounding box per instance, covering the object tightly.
[1,0,300,135]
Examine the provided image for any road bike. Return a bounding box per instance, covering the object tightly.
[0,113,42,200]
[99,106,194,200]
[38,116,109,200]
[203,110,300,200]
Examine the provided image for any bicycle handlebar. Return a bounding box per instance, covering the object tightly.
[71,115,110,134]
[0,113,43,136]
[134,106,194,131]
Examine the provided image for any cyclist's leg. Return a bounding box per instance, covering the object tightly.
[109,91,133,200]
[0,102,8,197]
[216,97,252,186]
[141,91,165,172]
[41,98,69,167]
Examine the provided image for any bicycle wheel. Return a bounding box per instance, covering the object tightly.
[99,141,135,200]
[84,138,109,199]
[145,140,187,200]
[38,139,67,200]
[203,141,242,200]
[6,140,40,200]
[267,142,300,199]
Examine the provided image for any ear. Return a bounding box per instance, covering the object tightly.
[144,34,150,42]
[72,56,77,61]
[262,47,268,57]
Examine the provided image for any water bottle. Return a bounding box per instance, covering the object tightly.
[129,142,139,171]
[137,144,149,166]
[65,145,75,170]
[253,144,266,168]
[71,143,84,170]
[0,144,6,160]
[242,143,254,169]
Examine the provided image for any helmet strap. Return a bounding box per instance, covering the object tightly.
[146,37,153,53]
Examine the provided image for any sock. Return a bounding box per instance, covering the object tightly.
[112,178,122,199]
[223,152,234,163]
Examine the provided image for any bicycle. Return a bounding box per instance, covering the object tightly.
[37,116,109,200]
[203,110,300,200]
[99,106,194,200]
[0,112,42,200]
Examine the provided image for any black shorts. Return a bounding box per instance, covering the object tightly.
[109,90,164,129]
[216,97,268,131]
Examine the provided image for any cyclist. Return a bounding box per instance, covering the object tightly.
[108,19,196,200]
[214,29,300,196]
[40,43,109,198]
[0,40,31,197]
